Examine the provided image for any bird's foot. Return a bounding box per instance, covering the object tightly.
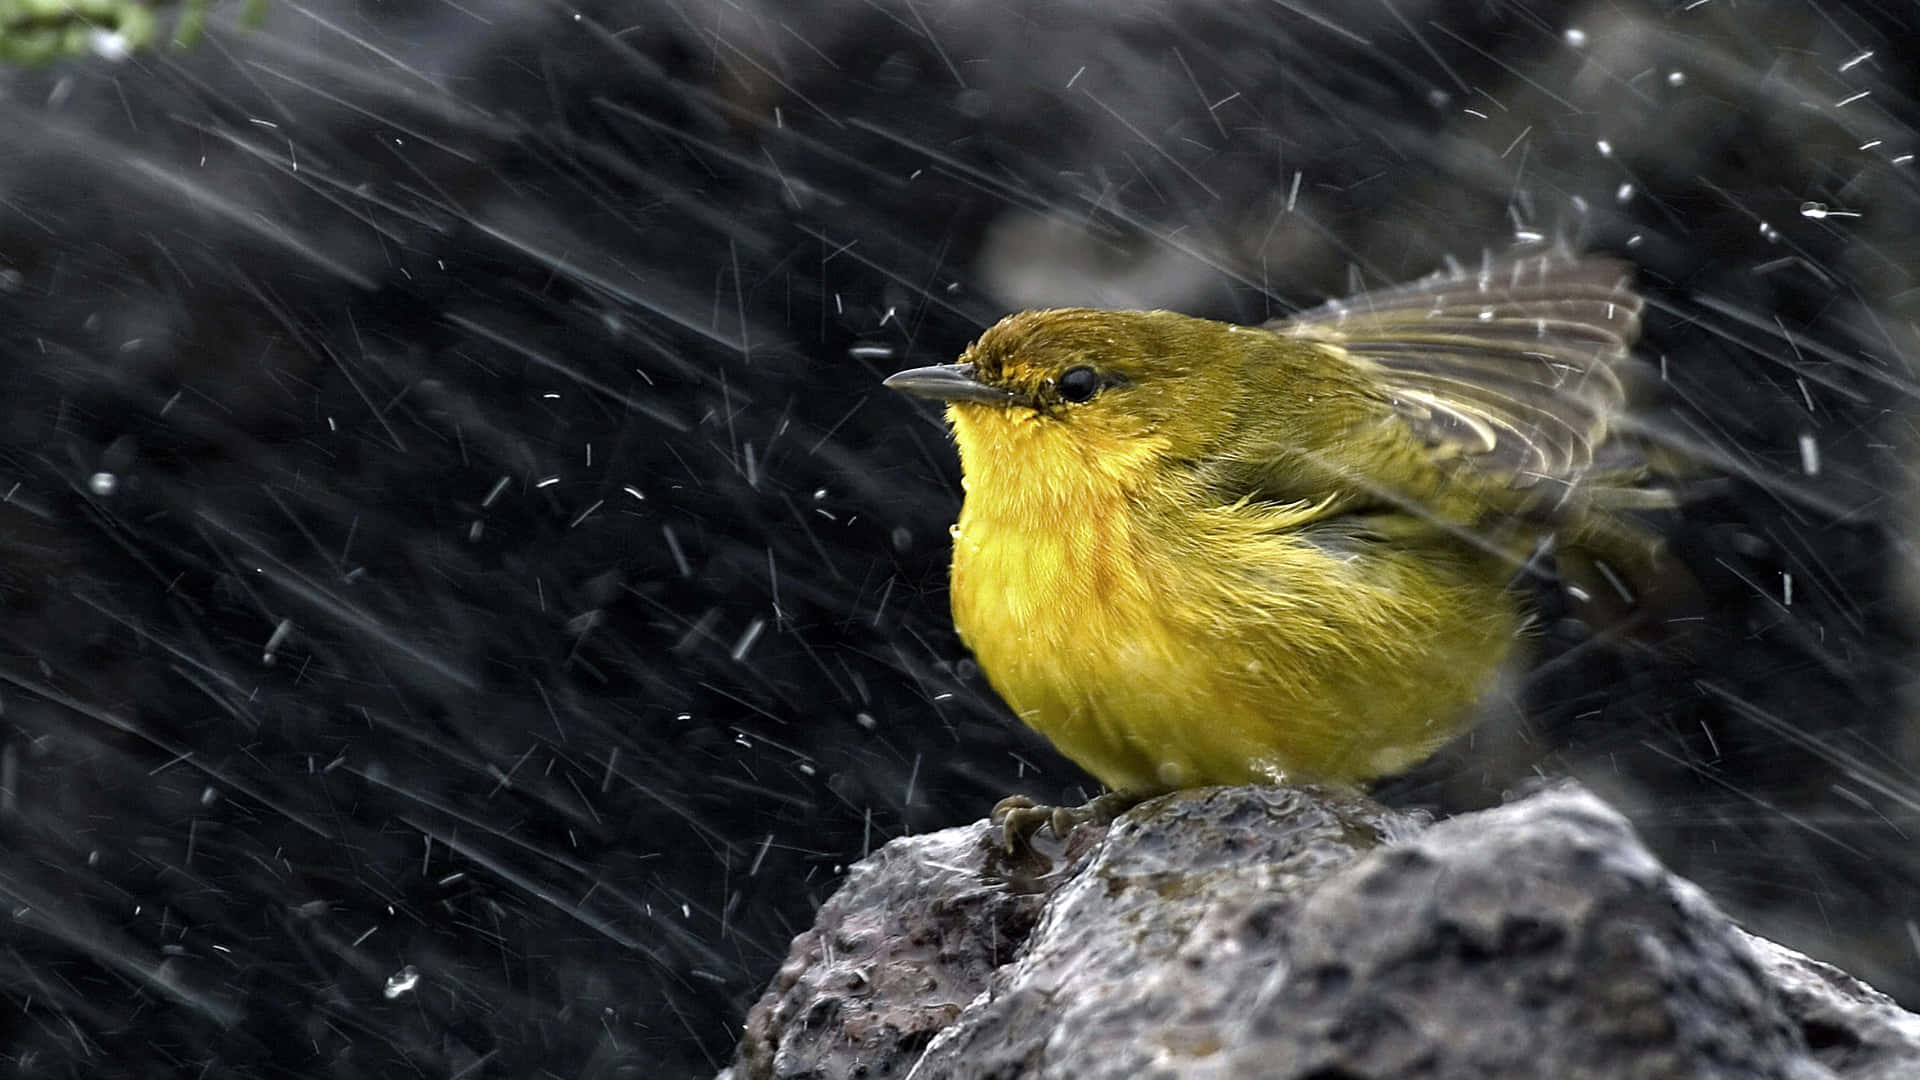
[989,790,1146,852]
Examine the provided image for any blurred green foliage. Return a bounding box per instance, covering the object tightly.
[0,0,265,65]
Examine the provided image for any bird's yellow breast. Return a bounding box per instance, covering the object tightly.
[946,404,1524,793]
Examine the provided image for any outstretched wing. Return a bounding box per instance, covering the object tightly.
[1270,253,1645,492]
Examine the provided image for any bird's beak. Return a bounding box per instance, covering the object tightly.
[883,363,1019,406]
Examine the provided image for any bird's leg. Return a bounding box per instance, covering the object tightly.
[989,790,1148,852]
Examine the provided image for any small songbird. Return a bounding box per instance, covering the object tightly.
[885,254,1672,835]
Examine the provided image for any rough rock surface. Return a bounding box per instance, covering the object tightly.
[725,817,1103,1080]
[724,784,1920,1080]
[1739,931,1920,1080]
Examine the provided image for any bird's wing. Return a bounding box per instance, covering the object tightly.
[1270,254,1644,491]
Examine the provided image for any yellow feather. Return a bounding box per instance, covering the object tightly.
[890,255,1667,794]
[947,397,1518,791]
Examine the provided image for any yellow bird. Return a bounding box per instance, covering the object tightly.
[886,254,1669,831]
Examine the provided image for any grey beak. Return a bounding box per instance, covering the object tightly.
[883,363,1019,405]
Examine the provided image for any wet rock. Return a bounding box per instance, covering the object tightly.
[724,783,1920,1080]
[726,816,1105,1080]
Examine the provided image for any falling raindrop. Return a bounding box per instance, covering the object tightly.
[384,965,421,1000]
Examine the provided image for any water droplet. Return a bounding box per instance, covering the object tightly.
[1563,28,1587,47]
[1616,183,1635,203]
[89,31,131,62]
[1595,139,1612,157]
[730,618,766,662]
[1666,71,1687,87]
[1799,201,1828,219]
[384,965,420,999]
[87,472,117,496]
[1798,432,1821,476]
[262,619,292,665]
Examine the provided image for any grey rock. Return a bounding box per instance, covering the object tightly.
[1739,931,1920,1080]
[725,784,1920,1080]
[726,818,1096,1080]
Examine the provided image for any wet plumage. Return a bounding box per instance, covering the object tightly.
[887,254,1666,794]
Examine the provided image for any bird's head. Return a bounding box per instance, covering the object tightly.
[886,309,1249,492]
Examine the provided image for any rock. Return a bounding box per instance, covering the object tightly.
[1738,931,1920,1080]
[724,784,1920,1080]
[725,817,1100,1080]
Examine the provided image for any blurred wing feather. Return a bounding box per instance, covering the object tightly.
[1271,254,1644,489]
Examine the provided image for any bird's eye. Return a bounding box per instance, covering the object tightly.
[1056,366,1101,403]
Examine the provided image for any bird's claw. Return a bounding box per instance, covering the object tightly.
[989,790,1145,853]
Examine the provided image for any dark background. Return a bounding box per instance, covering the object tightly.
[0,1,1916,1076]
